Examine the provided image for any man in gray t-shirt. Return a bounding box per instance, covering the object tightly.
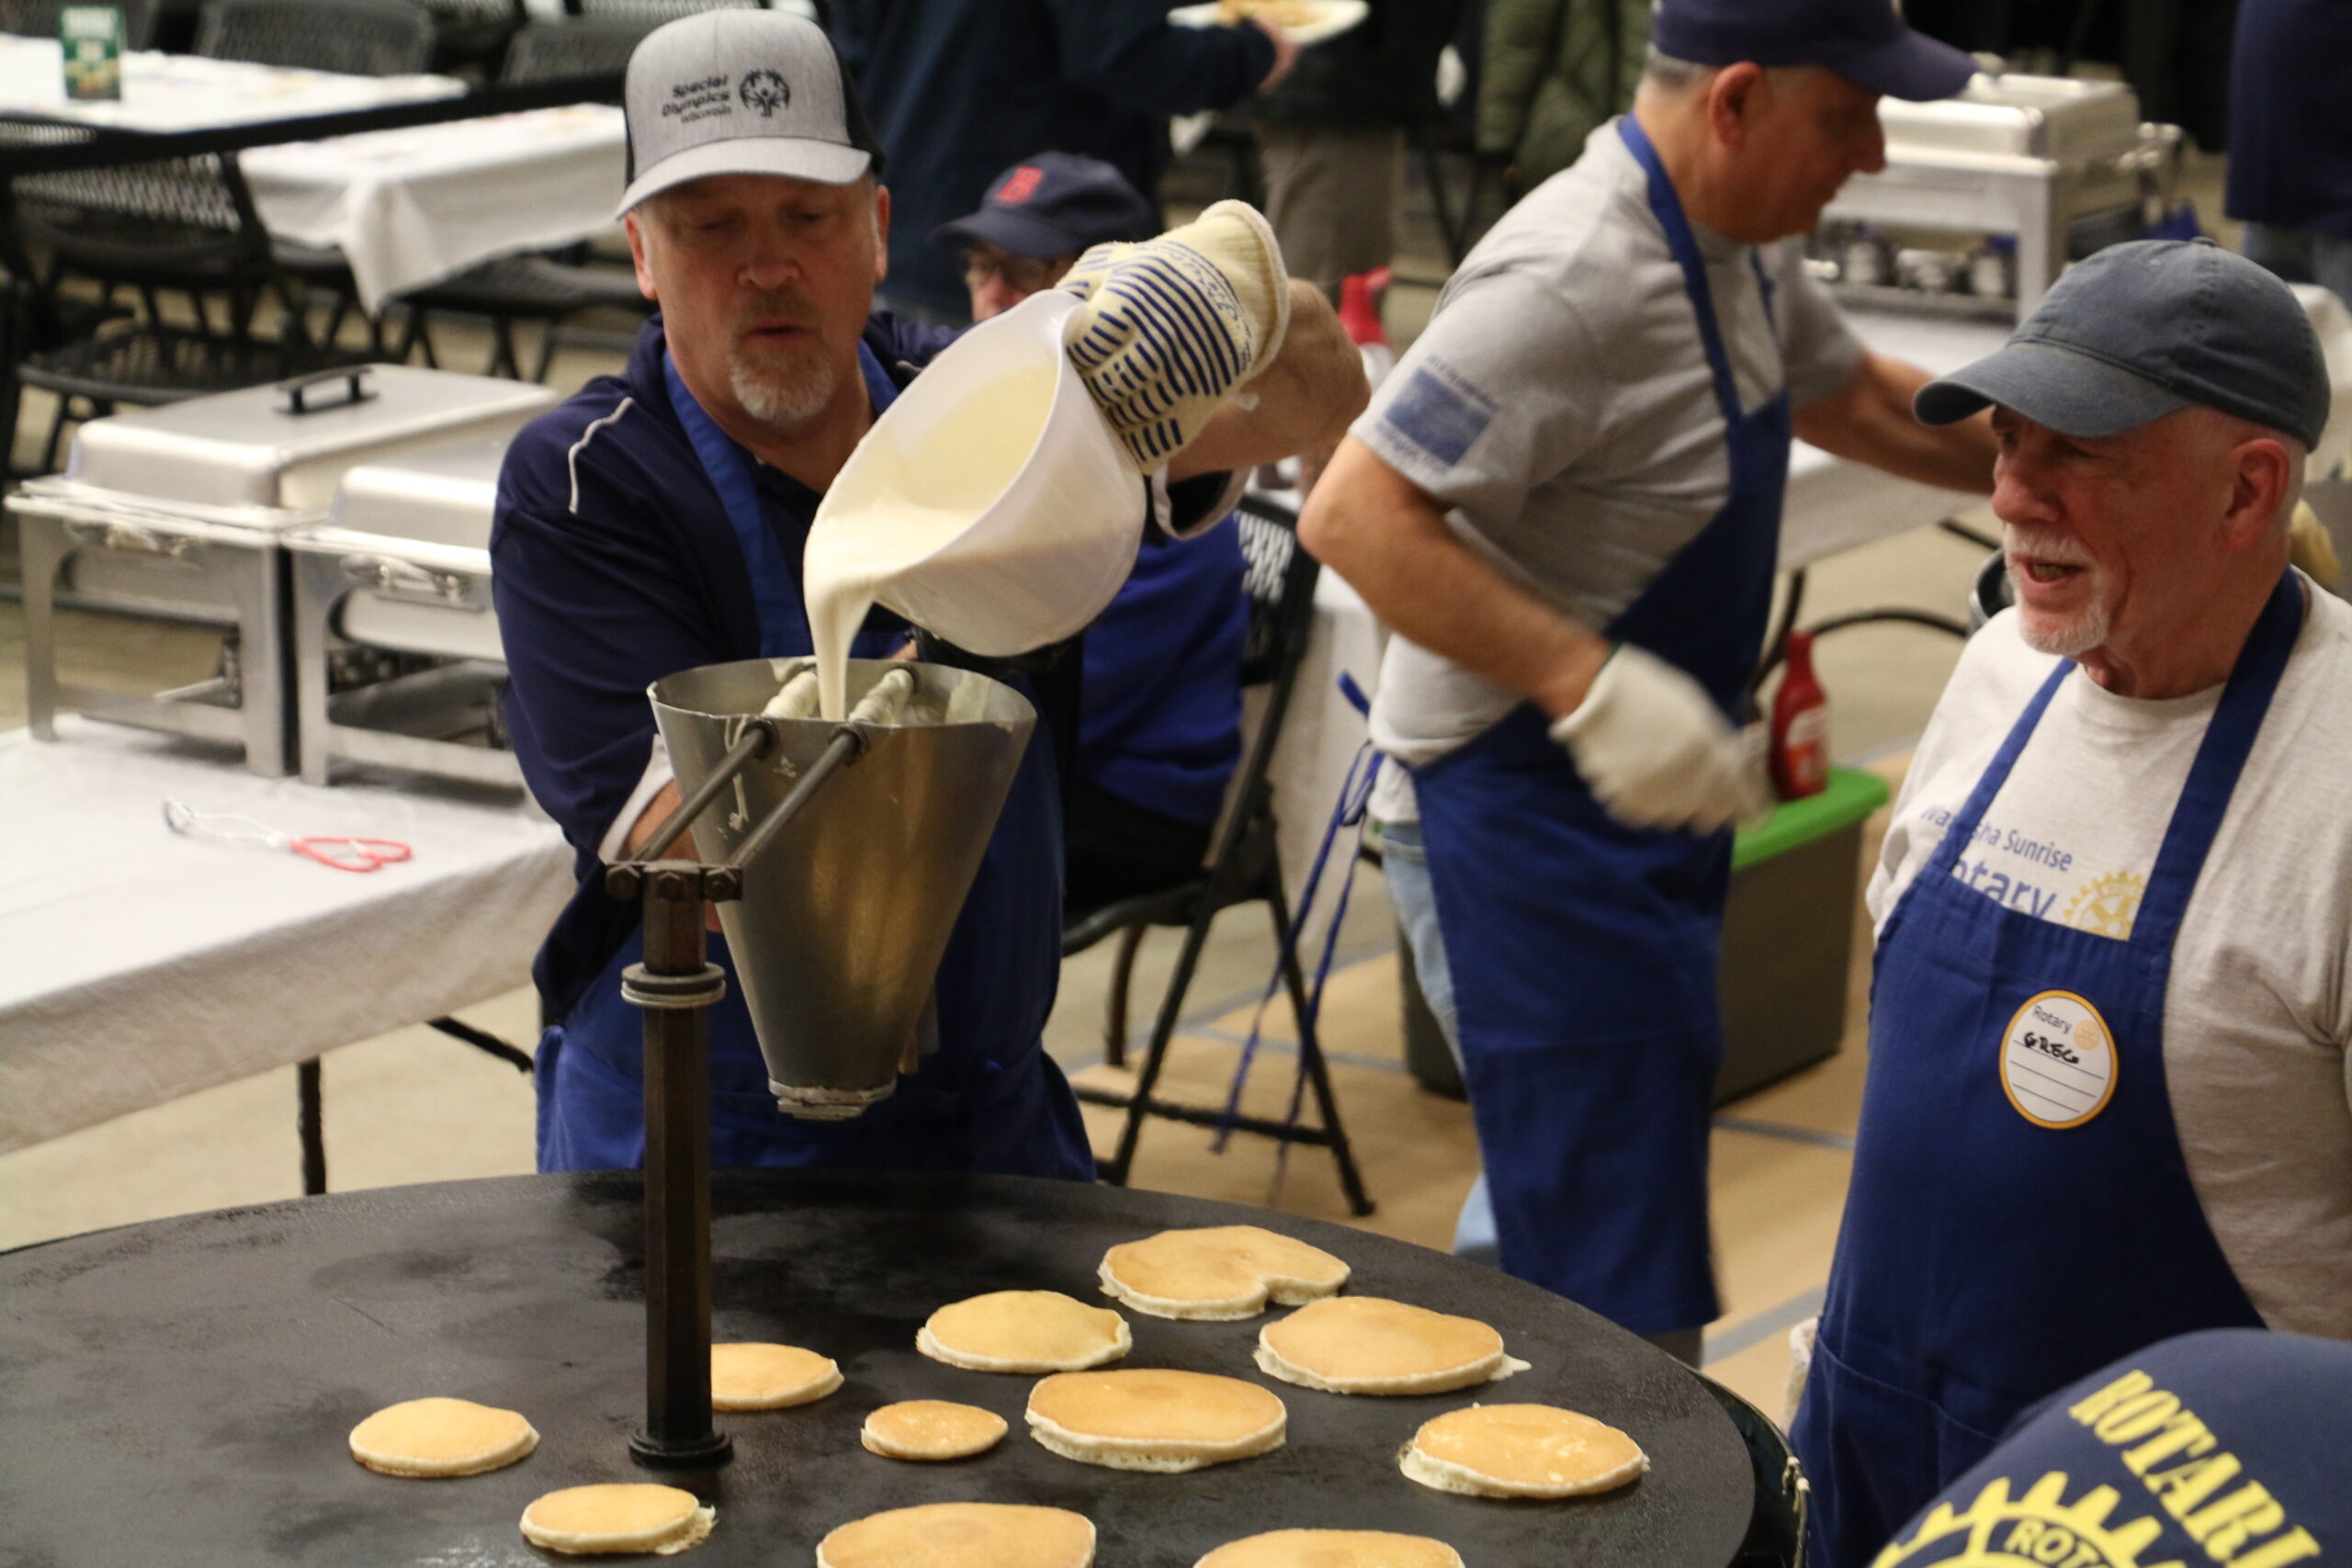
[1299,0,1997,1361]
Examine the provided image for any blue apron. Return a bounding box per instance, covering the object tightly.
[531,346,1094,1181]
[1408,115,1790,1335]
[1791,571,2301,1568]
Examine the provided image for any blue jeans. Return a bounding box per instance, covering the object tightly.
[1381,818,1501,1267]
[2244,222,2352,309]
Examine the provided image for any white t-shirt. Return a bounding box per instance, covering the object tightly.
[1352,118,1865,820]
[1870,582,2352,1337]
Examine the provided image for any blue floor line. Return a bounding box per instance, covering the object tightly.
[1704,1283,1828,1367]
[1711,1115,1857,1152]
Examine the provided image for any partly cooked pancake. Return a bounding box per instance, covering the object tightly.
[918,1291,1132,1372]
[348,1396,537,1477]
[1027,1369,1286,1472]
[862,1400,1010,1461]
[519,1483,715,1556]
[1196,1529,1465,1568]
[1400,1404,1648,1498]
[1255,1297,1528,1395]
[1098,1226,1350,1320]
[710,1342,842,1410]
[816,1502,1095,1568]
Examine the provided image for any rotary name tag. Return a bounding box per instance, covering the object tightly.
[2000,990,2117,1129]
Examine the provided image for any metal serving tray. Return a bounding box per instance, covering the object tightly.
[8,367,558,777]
[285,434,518,788]
[1877,73,2143,164]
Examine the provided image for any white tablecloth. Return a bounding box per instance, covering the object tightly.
[241,105,628,310]
[0,38,462,132]
[0,718,572,1152]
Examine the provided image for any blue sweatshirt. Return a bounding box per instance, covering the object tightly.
[831,0,1275,319]
[2227,0,2352,236]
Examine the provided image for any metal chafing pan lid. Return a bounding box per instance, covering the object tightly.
[1875,73,2143,164]
[291,430,510,558]
[57,365,556,520]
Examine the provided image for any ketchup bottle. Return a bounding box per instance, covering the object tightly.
[1770,630,1829,800]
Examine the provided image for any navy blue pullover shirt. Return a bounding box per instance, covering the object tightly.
[830,0,1275,319]
[2227,0,2352,237]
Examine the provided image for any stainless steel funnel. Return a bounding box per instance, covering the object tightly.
[650,658,1036,1119]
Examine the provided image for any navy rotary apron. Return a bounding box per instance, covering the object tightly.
[1409,115,1790,1335]
[532,344,1094,1181]
[1791,571,2301,1568]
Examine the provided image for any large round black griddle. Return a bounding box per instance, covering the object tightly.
[0,1171,1753,1566]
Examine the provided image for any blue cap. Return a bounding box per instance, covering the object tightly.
[1652,0,1976,101]
[929,152,1156,259]
[1917,240,2331,450]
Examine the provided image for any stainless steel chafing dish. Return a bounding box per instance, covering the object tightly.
[1813,73,2185,319]
[286,434,518,789]
[8,367,558,776]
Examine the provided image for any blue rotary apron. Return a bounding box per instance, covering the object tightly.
[532,345,1094,1181]
[1791,571,2301,1568]
[1409,115,1789,1335]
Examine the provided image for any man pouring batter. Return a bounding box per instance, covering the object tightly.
[1298,0,1996,1362]
[1794,240,2352,1568]
[492,11,1364,1177]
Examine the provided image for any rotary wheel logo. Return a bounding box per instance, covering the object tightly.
[2063,872,2145,940]
[1872,1473,2165,1568]
[738,69,789,116]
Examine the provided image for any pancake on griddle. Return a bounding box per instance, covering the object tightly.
[1026,1368,1286,1472]
[815,1502,1095,1568]
[861,1400,1009,1460]
[520,1483,715,1555]
[1195,1529,1465,1567]
[710,1342,842,1410]
[1255,1296,1528,1394]
[347,1396,537,1477]
[1400,1404,1648,1497]
[1098,1225,1349,1320]
[918,1290,1131,1372]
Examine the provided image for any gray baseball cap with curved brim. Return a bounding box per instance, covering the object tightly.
[617,9,883,218]
[1915,239,2331,449]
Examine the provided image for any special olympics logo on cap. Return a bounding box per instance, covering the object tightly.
[738,68,789,117]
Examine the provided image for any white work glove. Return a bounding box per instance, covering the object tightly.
[1549,644,1770,834]
[1058,198,1292,473]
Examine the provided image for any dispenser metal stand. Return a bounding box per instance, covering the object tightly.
[604,716,873,1468]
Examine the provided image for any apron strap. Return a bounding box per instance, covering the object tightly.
[2133,568,2303,951]
[1618,114,1746,426]
[1929,656,2071,877]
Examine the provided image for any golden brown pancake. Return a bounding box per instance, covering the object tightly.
[917,1291,1131,1372]
[710,1342,842,1410]
[1098,1226,1350,1320]
[1195,1529,1465,1567]
[815,1502,1095,1568]
[1255,1297,1528,1394]
[519,1483,715,1555]
[861,1400,1010,1461]
[1400,1404,1648,1497]
[347,1396,537,1477]
[1026,1368,1286,1472]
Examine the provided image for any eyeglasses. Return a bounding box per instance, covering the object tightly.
[963,249,1069,295]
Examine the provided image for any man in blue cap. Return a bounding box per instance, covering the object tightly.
[1300,0,1996,1364]
[1867,1329,2349,1568]
[1796,239,2352,1566]
[934,153,1251,915]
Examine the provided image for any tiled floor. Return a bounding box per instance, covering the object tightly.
[0,143,1992,1427]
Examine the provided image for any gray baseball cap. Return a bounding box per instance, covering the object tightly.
[1916,239,2330,449]
[617,9,883,216]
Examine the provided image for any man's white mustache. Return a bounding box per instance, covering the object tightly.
[2003,525,2094,569]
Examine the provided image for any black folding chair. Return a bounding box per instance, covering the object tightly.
[193,0,434,73]
[1061,493,1374,1216]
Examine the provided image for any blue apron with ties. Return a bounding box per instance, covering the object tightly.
[1790,572,2301,1568]
[1408,115,1791,1334]
[532,345,1095,1181]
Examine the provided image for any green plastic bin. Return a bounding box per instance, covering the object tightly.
[1397,765,1892,1105]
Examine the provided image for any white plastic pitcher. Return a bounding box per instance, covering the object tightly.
[808,288,1141,657]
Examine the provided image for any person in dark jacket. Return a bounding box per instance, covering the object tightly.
[2228,0,2352,306]
[934,153,1250,915]
[830,0,1296,325]
[1237,0,1467,295]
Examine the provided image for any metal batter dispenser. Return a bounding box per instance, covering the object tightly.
[286,433,517,789]
[7,367,556,776]
[1813,73,2184,318]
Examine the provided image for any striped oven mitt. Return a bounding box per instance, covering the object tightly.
[1058,199,1292,473]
